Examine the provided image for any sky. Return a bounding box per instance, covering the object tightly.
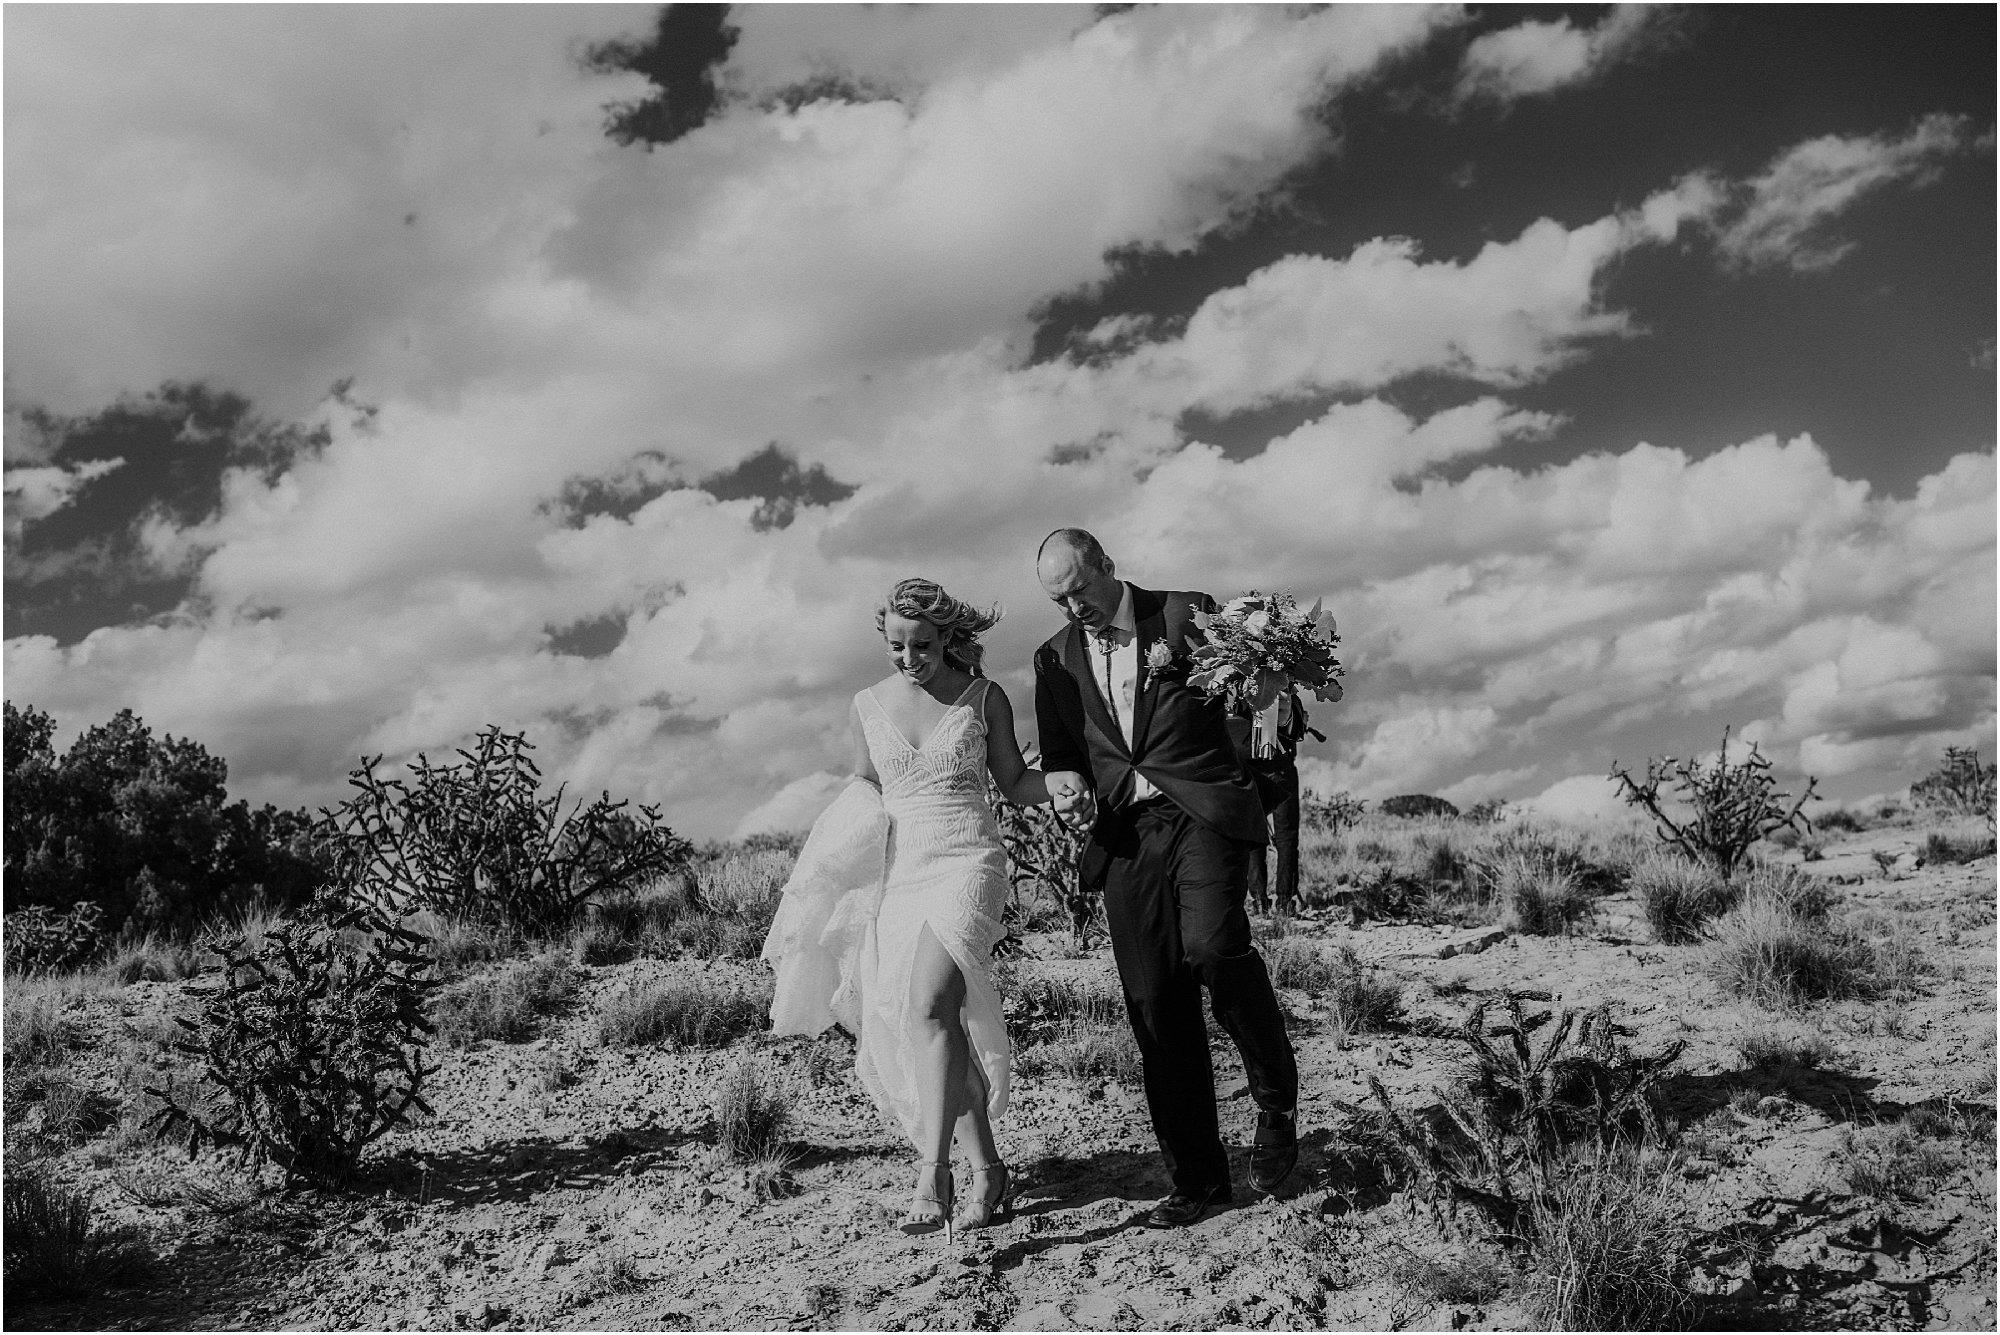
[4,3,1994,839]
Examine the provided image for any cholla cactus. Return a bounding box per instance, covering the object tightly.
[986,768,1095,951]
[1609,727,1818,880]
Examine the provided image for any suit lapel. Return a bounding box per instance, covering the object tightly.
[1063,621,1126,754]
[1130,587,1166,751]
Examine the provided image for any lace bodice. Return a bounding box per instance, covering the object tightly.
[859,680,992,806]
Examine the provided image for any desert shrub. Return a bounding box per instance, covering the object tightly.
[1610,727,1818,879]
[1923,827,1996,866]
[1735,1028,1839,1070]
[1704,899,1876,1009]
[714,1055,791,1161]
[3,901,108,974]
[4,701,326,946]
[1380,794,1460,820]
[2,1158,153,1301]
[1496,855,1595,937]
[1632,853,1739,945]
[1911,745,1996,824]
[594,977,770,1049]
[1301,791,1367,835]
[1463,799,1511,825]
[321,725,693,937]
[1816,808,1863,833]
[433,951,582,1048]
[149,894,440,1189]
[1343,995,1686,1234]
[1525,1148,1697,1331]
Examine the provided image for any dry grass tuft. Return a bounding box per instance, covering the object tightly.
[1833,1117,1968,1201]
[433,951,583,1048]
[714,1055,792,1161]
[1704,898,1875,1008]
[1497,853,1596,936]
[1381,1241,1510,1308]
[1735,1027,1840,1071]
[1525,1149,1698,1331]
[2,1160,154,1302]
[594,977,770,1049]
[1631,853,1739,944]
[101,934,207,985]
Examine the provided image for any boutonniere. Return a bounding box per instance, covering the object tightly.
[1145,640,1179,673]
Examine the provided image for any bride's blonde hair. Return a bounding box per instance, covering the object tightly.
[877,578,1002,677]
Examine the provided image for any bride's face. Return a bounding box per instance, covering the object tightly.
[884,614,947,687]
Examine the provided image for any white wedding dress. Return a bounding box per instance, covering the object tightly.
[763,679,1011,1150]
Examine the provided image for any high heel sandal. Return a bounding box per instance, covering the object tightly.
[955,1161,1013,1230]
[900,1160,955,1240]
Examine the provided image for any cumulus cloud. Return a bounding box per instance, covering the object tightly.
[1456,5,1676,103]
[3,8,1990,839]
[1715,113,1979,272]
[4,459,122,541]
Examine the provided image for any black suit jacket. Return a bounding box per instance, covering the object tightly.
[1034,586,1268,883]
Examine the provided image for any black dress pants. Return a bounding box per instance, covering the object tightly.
[1100,801,1299,1196]
[1245,756,1301,911]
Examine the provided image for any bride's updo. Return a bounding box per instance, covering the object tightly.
[878,578,1002,677]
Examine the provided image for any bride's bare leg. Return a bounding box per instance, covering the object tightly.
[910,925,969,1201]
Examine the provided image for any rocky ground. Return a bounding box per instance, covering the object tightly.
[8,821,1996,1333]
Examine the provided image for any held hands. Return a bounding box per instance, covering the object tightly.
[1046,772,1097,830]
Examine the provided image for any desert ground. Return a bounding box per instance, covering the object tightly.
[5,806,1995,1333]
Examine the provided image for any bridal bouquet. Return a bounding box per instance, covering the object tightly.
[1188,591,1342,757]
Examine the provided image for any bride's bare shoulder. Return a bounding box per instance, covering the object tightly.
[862,675,906,702]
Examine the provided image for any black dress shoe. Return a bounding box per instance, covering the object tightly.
[1249,1110,1298,1194]
[1144,1183,1231,1229]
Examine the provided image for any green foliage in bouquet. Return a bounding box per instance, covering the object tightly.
[1188,591,1343,715]
[320,726,693,937]
[148,892,440,1189]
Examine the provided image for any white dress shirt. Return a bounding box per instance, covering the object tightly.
[1092,583,1160,803]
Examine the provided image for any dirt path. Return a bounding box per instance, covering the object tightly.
[10,830,1995,1332]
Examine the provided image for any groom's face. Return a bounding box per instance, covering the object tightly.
[1038,547,1122,633]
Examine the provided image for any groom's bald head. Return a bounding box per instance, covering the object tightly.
[1037,528,1123,631]
[1037,528,1109,572]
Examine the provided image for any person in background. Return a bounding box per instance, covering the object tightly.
[1227,689,1317,917]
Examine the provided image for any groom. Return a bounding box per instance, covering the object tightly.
[1032,528,1300,1227]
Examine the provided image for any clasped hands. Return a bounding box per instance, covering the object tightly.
[1045,772,1097,830]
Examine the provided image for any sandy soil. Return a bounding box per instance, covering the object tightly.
[11,825,1996,1333]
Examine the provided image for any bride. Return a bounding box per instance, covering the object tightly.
[763,577,1059,1237]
